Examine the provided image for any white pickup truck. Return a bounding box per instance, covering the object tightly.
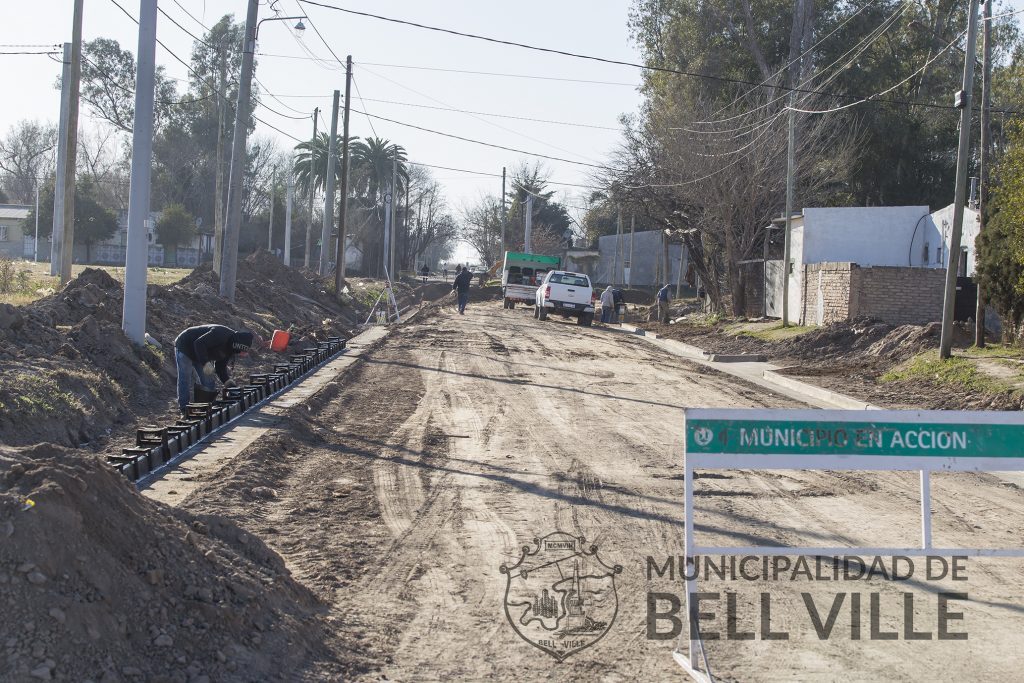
[502,251,560,309]
[534,270,595,327]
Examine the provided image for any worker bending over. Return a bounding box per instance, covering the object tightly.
[173,325,263,416]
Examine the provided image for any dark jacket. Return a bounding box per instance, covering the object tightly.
[174,325,254,383]
[657,285,671,302]
[453,269,473,293]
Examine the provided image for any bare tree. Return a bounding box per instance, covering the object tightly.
[78,124,129,211]
[0,120,57,203]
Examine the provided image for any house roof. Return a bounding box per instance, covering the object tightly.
[0,204,31,220]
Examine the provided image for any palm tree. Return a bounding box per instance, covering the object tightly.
[292,131,344,199]
[349,137,409,205]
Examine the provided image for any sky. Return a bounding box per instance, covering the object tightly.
[2,0,1022,264]
[0,0,647,263]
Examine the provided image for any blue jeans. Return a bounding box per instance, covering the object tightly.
[176,349,215,414]
[457,291,469,313]
[600,307,612,323]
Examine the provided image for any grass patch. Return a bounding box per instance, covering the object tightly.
[0,260,191,306]
[960,343,1024,360]
[735,322,817,341]
[881,351,1020,395]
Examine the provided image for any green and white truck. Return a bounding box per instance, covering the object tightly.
[501,251,561,309]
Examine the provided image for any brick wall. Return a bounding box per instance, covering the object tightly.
[851,265,945,325]
[802,262,853,325]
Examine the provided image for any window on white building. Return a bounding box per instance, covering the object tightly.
[0,225,8,241]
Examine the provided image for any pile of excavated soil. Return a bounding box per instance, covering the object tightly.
[0,252,368,449]
[0,443,364,682]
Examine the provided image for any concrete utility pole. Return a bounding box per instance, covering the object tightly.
[219,0,259,302]
[213,42,228,276]
[975,0,992,348]
[304,107,318,269]
[781,91,797,327]
[627,214,635,289]
[122,0,158,345]
[51,42,71,276]
[336,56,353,289]
[524,194,534,253]
[284,167,293,266]
[500,167,506,261]
[676,240,686,299]
[390,155,398,277]
[383,171,393,277]
[940,0,981,359]
[33,182,39,262]
[60,0,83,286]
[267,171,275,252]
[614,207,622,285]
[320,89,340,276]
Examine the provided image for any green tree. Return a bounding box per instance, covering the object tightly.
[293,131,343,199]
[23,179,118,262]
[79,38,178,133]
[349,137,409,204]
[979,121,1024,338]
[155,203,197,264]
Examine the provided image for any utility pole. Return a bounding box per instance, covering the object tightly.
[614,207,622,286]
[213,42,227,276]
[284,167,293,266]
[122,0,158,345]
[320,89,340,276]
[335,56,353,289]
[33,182,39,262]
[524,194,534,253]
[975,0,992,348]
[60,0,83,286]
[51,42,71,276]
[390,155,398,277]
[304,107,318,269]
[403,182,409,272]
[219,0,258,301]
[627,214,635,289]
[267,170,275,252]
[781,92,797,327]
[940,0,981,359]
[500,166,506,262]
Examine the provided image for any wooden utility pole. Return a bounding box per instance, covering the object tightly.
[940,0,981,359]
[336,56,353,289]
[975,0,992,347]
[304,107,318,269]
[219,0,259,301]
[60,0,84,285]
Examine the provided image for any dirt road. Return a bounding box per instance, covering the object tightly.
[171,299,1024,681]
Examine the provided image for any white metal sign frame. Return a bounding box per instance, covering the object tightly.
[674,408,1024,683]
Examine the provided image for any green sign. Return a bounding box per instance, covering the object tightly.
[686,419,1024,459]
[504,251,560,266]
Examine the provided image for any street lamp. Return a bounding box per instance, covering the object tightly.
[255,16,307,39]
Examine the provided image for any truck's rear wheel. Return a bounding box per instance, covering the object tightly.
[580,313,593,327]
[538,305,547,321]
[508,300,515,310]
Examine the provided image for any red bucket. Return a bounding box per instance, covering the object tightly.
[270,329,290,353]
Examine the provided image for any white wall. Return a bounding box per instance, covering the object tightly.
[801,207,937,268]
[929,204,980,276]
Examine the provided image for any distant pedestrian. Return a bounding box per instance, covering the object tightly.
[453,264,473,314]
[600,285,615,324]
[443,267,449,282]
[420,264,429,283]
[656,283,672,324]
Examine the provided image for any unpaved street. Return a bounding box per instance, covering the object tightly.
[167,300,1024,681]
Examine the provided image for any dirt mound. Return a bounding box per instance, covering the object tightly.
[0,252,368,449]
[0,443,360,681]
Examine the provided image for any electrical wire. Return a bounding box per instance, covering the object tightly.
[349,74,379,137]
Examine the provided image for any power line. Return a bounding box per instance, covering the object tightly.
[0,51,61,56]
[349,74,378,137]
[298,0,904,101]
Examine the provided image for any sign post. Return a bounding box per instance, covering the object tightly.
[675,408,1024,682]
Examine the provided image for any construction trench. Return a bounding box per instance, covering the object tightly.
[3,290,1024,682]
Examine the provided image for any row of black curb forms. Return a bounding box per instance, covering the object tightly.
[112,336,348,485]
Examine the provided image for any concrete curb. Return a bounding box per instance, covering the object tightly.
[708,353,769,363]
[761,370,880,410]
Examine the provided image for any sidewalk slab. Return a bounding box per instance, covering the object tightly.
[142,325,389,506]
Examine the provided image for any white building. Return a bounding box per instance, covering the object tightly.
[768,205,980,320]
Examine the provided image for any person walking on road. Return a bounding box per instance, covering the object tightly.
[656,283,672,324]
[453,264,473,315]
[600,285,615,324]
[420,264,430,283]
[443,267,449,282]
[173,325,264,417]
